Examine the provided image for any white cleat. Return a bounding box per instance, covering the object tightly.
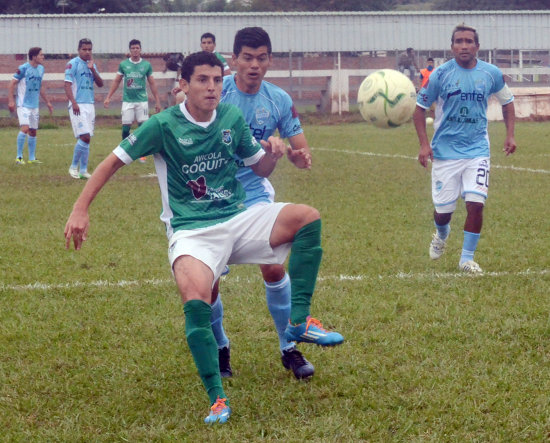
[459,260,483,275]
[79,171,92,179]
[69,167,80,179]
[429,232,447,260]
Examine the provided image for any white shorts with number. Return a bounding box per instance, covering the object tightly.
[432,157,490,213]
[17,107,39,129]
[69,103,95,138]
[121,101,149,125]
[168,202,291,283]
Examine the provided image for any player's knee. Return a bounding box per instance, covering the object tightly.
[298,204,320,227]
[465,199,484,216]
[260,264,285,283]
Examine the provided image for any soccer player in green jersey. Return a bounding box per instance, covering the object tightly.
[200,32,231,76]
[64,51,343,425]
[104,39,161,161]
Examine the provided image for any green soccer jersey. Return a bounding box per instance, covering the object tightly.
[116,102,262,234]
[215,52,229,72]
[118,58,153,103]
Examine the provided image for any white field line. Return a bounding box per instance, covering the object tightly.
[1,269,548,292]
[312,147,550,174]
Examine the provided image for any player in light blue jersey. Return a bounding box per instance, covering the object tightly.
[64,38,104,180]
[8,47,53,165]
[210,27,338,381]
[413,24,516,274]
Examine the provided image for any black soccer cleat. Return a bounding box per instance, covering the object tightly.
[281,348,315,380]
[218,346,233,378]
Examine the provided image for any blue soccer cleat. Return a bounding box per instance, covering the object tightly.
[204,397,231,424]
[285,316,344,346]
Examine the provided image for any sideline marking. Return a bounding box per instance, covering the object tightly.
[2,269,548,292]
[313,147,550,174]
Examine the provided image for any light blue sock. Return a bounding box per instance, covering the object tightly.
[27,136,37,161]
[16,131,27,159]
[435,221,451,240]
[460,231,481,264]
[210,296,229,349]
[79,140,90,173]
[265,273,294,352]
[71,139,84,169]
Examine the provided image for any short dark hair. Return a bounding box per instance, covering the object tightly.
[180,51,223,81]
[233,27,272,57]
[28,47,42,60]
[201,32,215,43]
[406,47,414,53]
[452,24,479,45]
[129,39,141,48]
[78,38,92,49]
[427,57,434,62]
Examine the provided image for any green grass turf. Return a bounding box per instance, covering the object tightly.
[0,118,549,441]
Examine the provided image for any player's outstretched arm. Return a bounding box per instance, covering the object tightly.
[250,136,287,177]
[286,133,312,170]
[502,101,517,156]
[65,153,125,250]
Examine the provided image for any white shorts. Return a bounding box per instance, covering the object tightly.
[17,107,39,129]
[432,157,490,213]
[168,202,291,283]
[121,101,149,125]
[69,103,95,138]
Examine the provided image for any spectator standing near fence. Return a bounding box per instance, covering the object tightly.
[398,47,419,85]
[8,47,53,165]
[419,57,435,89]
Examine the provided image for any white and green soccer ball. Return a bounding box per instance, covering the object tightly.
[357,69,417,129]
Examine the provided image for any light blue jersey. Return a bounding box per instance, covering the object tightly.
[64,57,99,104]
[13,62,45,108]
[221,74,303,206]
[417,58,513,160]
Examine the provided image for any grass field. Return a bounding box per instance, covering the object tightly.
[1,117,549,441]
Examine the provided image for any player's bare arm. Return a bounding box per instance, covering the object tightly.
[147,75,162,113]
[413,105,433,168]
[40,86,53,115]
[87,59,104,88]
[502,101,517,156]
[286,133,312,170]
[250,136,287,177]
[65,153,125,250]
[104,74,123,108]
[64,81,80,115]
[8,78,18,112]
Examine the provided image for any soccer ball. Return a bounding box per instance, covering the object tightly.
[357,69,417,129]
